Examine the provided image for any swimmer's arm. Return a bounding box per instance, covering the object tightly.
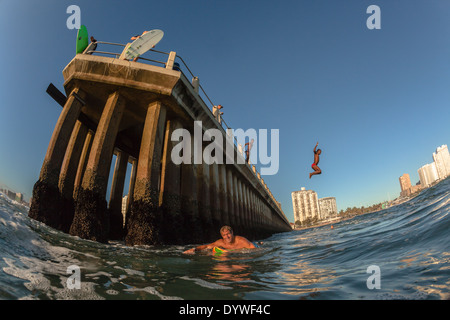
[195,244,214,252]
[183,241,220,254]
[182,244,209,254]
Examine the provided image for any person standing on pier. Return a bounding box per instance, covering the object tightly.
[129,31,155,62]
[309,142,322,179]
[245,139,254,164]
[212,105,224,124]
[131,31,149,41]
[84,36,97,55]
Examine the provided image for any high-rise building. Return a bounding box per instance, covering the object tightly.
[399,173,412,197]
[291,187,321,225]
[6,190,15,201]
[15,193,23,202]
[318,197,338,220]
[433,145,450,180]
[418,162,439,187]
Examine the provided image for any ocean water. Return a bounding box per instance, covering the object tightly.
[0,178,449,301]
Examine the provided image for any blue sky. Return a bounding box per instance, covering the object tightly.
[0,0,449,223]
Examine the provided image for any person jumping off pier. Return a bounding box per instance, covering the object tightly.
[309,142,322,179]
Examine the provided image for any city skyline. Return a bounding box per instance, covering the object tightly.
[1,1,450,224]
[400,144,450,197]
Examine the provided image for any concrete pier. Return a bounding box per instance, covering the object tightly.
[29,48,291,245]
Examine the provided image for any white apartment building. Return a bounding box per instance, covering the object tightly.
[318,197,338,220]
[291,187,321,224]
[433,145,450,180]
[418,162,439,187]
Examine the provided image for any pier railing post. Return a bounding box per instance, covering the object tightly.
[192,77,199,93]
[166,51,176,70]
[119,43,131,60]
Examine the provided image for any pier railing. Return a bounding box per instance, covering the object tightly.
[84,41,222,126]
[82,40,282,211]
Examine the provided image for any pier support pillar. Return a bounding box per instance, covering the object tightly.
[242,184,251,238]
[160,120,183,244]
[108,150,129,240]
[58,121,89,232]
[209,163,221,232]
[218,164,230,227]
[249,192,256,238]
[29,87,85,231]
[181,161,201,244]
[70,91,125,243]
[252,193,259,238]
[180,129,201,243]
[237,179,245,235]
[232,174,242,235]
[123,158,137,230]
[125,101,167,246]
[197,161,214,242]
[226,169,235,230]
[73,130,94,199]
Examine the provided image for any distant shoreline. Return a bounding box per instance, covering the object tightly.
[293,218,342,231]
[292,188,428,232]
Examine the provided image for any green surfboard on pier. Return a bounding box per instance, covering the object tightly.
[76,25,89,54]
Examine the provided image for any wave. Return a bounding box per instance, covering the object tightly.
[0,178,449,300]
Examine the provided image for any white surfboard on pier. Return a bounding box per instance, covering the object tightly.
[124,29,164,60]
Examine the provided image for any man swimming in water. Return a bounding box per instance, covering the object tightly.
[183,226,255,254]
[309,142,322,179]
